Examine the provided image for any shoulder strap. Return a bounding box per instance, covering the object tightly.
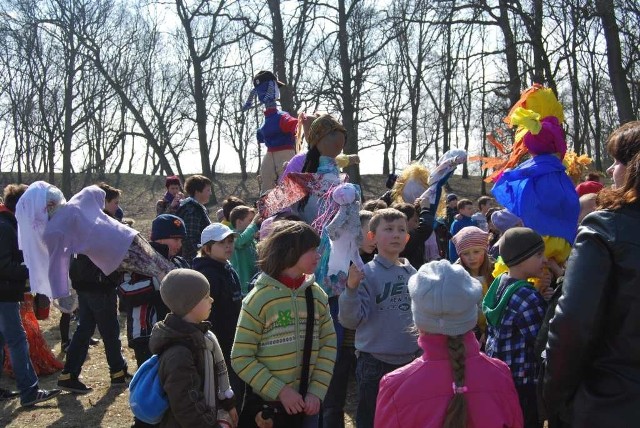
[299,286,315,396]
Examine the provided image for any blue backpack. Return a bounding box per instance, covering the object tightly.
[129,354,168,424]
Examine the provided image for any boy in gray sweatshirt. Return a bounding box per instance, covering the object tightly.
[339,208,419,428]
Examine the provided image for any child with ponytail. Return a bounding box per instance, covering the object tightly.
[375,260,522,428]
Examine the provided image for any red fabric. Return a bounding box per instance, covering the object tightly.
[3,294,63,377]
[267,145,295,153]
[257,173,310,217]
[279,112,299,134]
[0,204,12,214]
[278,275,305,290]
[375,331,523,428]
[575,180,604,197]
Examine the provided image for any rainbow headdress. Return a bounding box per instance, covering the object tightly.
[490,84,579,264]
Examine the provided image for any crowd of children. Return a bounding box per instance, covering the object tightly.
[3,112,640,428]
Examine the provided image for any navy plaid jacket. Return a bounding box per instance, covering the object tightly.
[485,277,547,385]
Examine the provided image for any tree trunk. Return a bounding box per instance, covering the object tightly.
[192,57,212,177]
[498,0,522,105]
[61,32,76,197]
[338,0,361,184]
[267,0,295,115]
[595,0,636,123]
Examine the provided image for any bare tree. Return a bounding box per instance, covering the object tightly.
[174,0,246,191]
[595,0,636,123]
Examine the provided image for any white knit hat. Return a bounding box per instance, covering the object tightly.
[408,259,482,336]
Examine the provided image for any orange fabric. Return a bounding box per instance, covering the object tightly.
[3,294,63,377]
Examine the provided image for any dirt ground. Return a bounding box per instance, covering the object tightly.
[0,171,484,427]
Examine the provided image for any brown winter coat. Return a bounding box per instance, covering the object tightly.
[148,313,234,428]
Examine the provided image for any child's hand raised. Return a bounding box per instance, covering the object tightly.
[278,385,305,415]
[347,264,365,290]
[304,392,321,415]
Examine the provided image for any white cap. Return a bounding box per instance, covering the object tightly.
[198,223,238,247]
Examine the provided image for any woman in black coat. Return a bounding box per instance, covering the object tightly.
[544,121,640,427]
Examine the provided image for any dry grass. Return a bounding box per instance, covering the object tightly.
[0,171,484,427]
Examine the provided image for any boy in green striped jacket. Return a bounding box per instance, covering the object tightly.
[231,220,337,427]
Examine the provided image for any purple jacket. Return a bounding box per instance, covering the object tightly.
[43,186,137,298]
[375,331,523,428]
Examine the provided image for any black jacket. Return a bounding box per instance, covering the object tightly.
[191,256,242,359]
[0,207,29,302]
[544,204,640,426]
[400,207,434,270]
[118,242,189,344]
[69,253,122,293]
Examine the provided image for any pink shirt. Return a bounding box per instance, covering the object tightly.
[375,331,523,428]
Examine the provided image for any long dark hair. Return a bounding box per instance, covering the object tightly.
[298,146,321,211]
[598,151,640,210]
[443,335,468,428]
[598,121,640,210]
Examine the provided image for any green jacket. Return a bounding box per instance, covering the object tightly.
[230,223,258,295]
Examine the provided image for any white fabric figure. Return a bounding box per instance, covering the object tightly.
[325,183,365,282]
[16,181,63,298]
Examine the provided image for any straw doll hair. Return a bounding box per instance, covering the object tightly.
[256,220,320,278]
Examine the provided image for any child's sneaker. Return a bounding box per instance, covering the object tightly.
[20,389,62,407]
[110,369,132,387]
[57,373,93,394]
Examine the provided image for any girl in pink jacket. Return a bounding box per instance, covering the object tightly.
[375,260,523,428]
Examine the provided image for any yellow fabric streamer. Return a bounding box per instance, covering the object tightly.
[510,107,542,135]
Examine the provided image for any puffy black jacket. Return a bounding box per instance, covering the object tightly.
[0,208,29,302]
[191,256,242,360]
[544,203,640,426]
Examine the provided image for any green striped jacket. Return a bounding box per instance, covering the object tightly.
[231,272,337,401]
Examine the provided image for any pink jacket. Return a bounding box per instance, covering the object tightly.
[375,331,523,428]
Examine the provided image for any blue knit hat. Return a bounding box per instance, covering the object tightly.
[151,214,186,241]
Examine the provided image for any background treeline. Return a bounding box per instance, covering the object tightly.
[0,0,638,201]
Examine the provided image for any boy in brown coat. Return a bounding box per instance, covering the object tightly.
[149,269,238,427]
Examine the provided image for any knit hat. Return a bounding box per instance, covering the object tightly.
[575,180,604,197]
[499,227,544,267]
[160,269,210,317]
[151,214,186,241]
[491,209,522,233]
[408,260,483,336]
[198,223,238,247]
[165,175,181,188]
[446,193,458,203]
[451,226,488,255]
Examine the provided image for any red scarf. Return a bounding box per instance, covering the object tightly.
[278,274,305,290]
